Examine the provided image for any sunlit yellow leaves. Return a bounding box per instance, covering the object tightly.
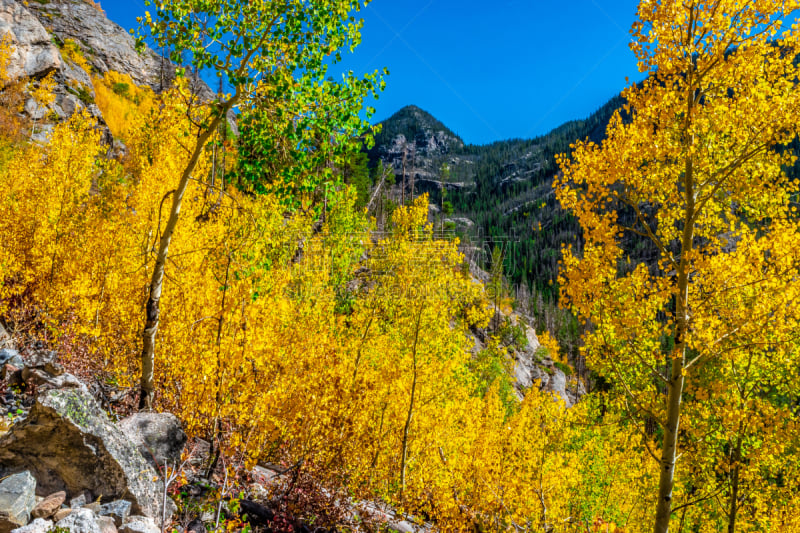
[556,1,800,530]
[93,71,155,141]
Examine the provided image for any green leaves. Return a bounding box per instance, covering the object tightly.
[140,0,384,211]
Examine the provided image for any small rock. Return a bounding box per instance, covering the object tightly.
[31,491,65,519]
[118,516,159,533]
[117,413,187,470]
[0,471,37,533]
[185,519,204,533]
[57,508,101,533]
[25,351,62,376]
[98,501,130,528]
[96,516,116,533]
[9,518,51,533]
[82,503,101,515]
[69,491,90,509]
[388,520,415,533]
[53,509,72,522]
[0,350,23,369]
[21,369,86,392]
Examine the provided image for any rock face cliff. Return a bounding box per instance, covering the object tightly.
[0,0,211,142]
[24,0,165,90]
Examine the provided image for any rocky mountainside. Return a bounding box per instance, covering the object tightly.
[0,0,210,143]
[367,105,467,191]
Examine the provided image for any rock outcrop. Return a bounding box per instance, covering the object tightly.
[0,0,217,144]
[369,105,467,192]
[0,389,166,520]
[512,327,585,408]
[25,0,167,92]
[0,0,61,80]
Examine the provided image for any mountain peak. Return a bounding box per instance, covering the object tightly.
[380,105,462,145]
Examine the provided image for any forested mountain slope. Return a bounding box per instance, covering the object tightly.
[367,96,623,298]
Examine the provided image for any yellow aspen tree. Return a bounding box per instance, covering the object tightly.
[555,1,800,531]
[135,0,382,408]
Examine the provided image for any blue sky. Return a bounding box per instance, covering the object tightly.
[104,1,642,145]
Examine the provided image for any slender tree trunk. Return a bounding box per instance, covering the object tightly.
[139,103,235,410]
[727,436,743,533]
[653,153,695,533]
[653,26,699,526]
[654,353,686,532]
[399,304,424,495]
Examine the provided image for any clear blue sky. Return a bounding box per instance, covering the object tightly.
[104,1,642,145]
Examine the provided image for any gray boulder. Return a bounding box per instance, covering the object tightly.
[0,472,36,533]
[0,389,167,520]
[118,413,186,470]
[0,0,61,80]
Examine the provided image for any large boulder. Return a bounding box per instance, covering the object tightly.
[117,413,186,470]
[0,0,61,80]
[0,471,36,533]
[0,389,167,520]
